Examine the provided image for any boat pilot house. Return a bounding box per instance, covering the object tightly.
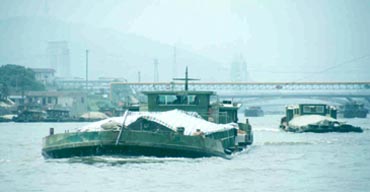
[142,91,239,124]
[285,104,337,122]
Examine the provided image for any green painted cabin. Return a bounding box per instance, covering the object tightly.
[142,90,238,124]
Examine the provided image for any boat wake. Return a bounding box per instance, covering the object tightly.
[0,159,11,164]
[261,138,346,146]
[48,156,197,166]
[253,127,281,132]
[229,146,255,158]
[263,141,314,146]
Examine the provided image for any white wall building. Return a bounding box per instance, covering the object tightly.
[31,68,55,85]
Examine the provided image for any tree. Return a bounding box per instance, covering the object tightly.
[0,64,44,97]
[0,83,8,100]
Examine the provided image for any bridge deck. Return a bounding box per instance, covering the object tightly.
[109,82,370,101]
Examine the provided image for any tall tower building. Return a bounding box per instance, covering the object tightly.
[154,59,159,82]
[47,41,71,78]
[172,46,177,78]
[230,54,249,82]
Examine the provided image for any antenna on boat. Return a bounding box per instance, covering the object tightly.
[173,66,199,91]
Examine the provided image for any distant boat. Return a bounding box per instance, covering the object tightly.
[13,110,46,122]
[244,106,264,117]
[342,102,368,118]
[279,104,363,133]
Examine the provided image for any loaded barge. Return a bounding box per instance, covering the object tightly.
[42,69,253,159]
[43,109,252,159]
[279,104,363,133]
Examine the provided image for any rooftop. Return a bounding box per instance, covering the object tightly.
[26,91,87,97]
[31,68,55,73]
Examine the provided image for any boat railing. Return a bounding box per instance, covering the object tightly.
[193,111,234,124]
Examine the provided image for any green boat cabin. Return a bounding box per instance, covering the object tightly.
[142,90,239,124]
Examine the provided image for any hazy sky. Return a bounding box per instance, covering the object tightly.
[1,0,250,48]
[1,0,368,47]
[1,0,370,81]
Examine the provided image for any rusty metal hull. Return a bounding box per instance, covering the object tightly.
[42,130,228,159]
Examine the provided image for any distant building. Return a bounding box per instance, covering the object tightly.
[31,68,55,86]
[47,41,71,78]
[24,91,87,117]
[230,54,249,82]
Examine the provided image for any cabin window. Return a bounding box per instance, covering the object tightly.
[156,95,198,105]
[188,95,198,105]
[210,95,218,105]
[303,106,311,113]
[316,106,324,113]
[157,95,166,104]
[168,95,179,104]
[303,106,324,113]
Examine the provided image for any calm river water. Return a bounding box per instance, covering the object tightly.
[0,115,369,192]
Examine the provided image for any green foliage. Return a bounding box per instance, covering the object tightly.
[0,83,8,100]
[0,64,45,96]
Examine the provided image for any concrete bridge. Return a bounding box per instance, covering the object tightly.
[111,82,370,100]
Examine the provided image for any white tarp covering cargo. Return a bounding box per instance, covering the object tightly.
[289,115,342,127]
[80,112,109,120]
[78,109,238,135]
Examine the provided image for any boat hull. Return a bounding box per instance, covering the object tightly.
[343,111,368,118]
[42,130,228,159]
[280,124,363,133]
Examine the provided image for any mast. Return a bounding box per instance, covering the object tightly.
[173,66,199,91]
